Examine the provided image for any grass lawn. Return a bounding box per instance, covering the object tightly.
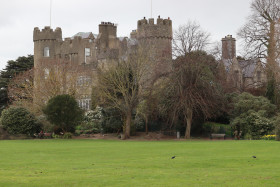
[0,139,279,186]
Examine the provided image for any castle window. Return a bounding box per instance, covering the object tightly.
[85,48,91,57]
[44,47,50,57]
[78,99,91,110]
[77,76,91,86]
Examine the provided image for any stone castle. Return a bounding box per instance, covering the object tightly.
[33,16,172,110]
[221,35,266,92]
[33,17,266,110]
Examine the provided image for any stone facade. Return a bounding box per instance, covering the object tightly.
[33,17,173,110]
[222,35,266,92]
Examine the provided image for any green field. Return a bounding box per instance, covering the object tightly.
[0,140,279,186]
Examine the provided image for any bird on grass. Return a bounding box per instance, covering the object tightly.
[171,156,176,159]
[252,156,257,158]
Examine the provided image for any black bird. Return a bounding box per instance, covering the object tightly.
[252,156,257,158]
[171,156,176,159]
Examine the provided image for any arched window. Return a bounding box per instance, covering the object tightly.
[44,47,50,57]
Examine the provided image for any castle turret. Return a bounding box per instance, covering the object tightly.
[222,35,236,60]
[33,26,62,68]
[137,16,172,60]
[98,22,117,49]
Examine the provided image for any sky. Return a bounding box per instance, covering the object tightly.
[0,0,252,70]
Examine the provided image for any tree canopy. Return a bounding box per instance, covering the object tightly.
[43,94,84,133]
[0,55,33,115]
[159,51,224,139]
[230,92,276,139]
[1,107,41,136]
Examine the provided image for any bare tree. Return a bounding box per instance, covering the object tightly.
[96,45,151,139]
[238,0,280,69]
[8,59,91,114]
[210,41,223,61]
[173,20,211,57]
[159,51,223,139]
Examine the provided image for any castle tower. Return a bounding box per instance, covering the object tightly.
[136,16,173,78]
[137,16,172,60]
[98,22,117,49]
[33,26,62,68]
[33,26,62,104]
[222,35,236,60]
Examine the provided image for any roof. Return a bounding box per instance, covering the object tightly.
[238,59,258,78]
[71,32,98,39]
[222,58,262,78]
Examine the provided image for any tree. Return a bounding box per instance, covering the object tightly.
[8,59,91,114]
[238,0,280,103]
[230,92,276,139]
[173,20,211,57]
[96,45,151,139]
[0,55,33,115]
[43,94,84,133]
[1,107,41,136]
[160,51,224,139]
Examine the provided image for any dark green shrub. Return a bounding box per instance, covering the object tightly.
[63,132,72,139]
[1,107,41,136]
[276,126,280,141]
[230,93,276,139]
[202,122,232,137]
[232,110,274,139]
[273,114,280,141]
[78,108,103,134]
[100,107,123,133]
[43,94,84,133]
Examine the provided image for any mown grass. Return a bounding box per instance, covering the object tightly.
[0,139,279,186]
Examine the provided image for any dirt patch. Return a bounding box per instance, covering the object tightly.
[73,132,179,141]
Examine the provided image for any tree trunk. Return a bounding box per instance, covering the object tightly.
[124,110,132,139]
[184,108,193,139]
[266,22,278,104]
[145,116,148,135]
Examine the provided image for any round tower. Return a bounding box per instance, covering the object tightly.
[137,16,172,60]
[222,35,236,60]
[33,26,62,68]
[136,16,173,75]
[33,26,62,104]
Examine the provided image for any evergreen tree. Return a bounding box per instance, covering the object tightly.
[0,55,33,115]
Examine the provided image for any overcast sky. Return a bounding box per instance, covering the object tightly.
[0,0,252,70]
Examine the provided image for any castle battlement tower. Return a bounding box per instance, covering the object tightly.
[222,35,236,60]
[137,16,172,40]
[136,16,172,62]
[135,16,173,80]
[33,26,62,68]
[98,22,117,49]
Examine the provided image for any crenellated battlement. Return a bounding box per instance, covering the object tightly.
[137,16,172,39]
[33,26,62,42]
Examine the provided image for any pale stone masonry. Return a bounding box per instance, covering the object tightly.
[33,16,173,110]
[221,35,266,91]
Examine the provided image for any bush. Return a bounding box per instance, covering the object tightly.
[63,132,72,139]
[43,94,84,133]
[261,135,276,140]
[230,93,276,139]
[100,107,123,133]
[273,114,280,141]
[232,110,274,139]
[1,107,41,136]
[77,108,103,134]
[202,122,232,137]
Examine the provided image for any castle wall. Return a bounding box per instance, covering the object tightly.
[33,17,173,110]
